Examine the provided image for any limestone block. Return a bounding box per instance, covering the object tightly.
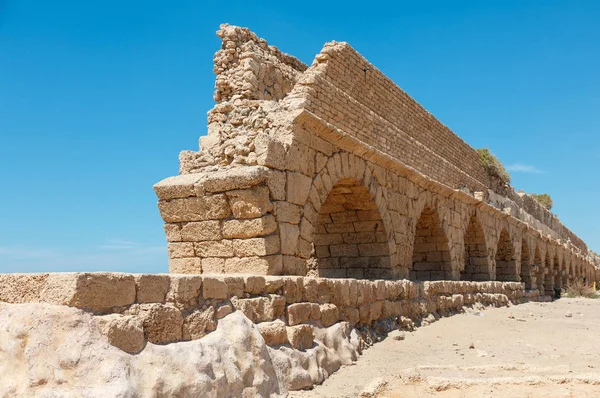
[302,277,318,302]
[343,306,360,325]
[182,307,217,340]
[266,170,286,201]
[279,223,300,255]
[158,195,230,223]
[310,303,321,320]
[134,303,184,345]
[222,215,277,239]
[330,279,351,307]
[215,302,233,319]
[257,319,288,346]
[42,273,136,314]
[169,257,202,274]
[194,240,234,257]
[274,201,302,224]
[226,186,273,219]
[96,314,145,354]
[282,277,304,302]
[180,220,222,241]
[243,275,266,295]
[153,173,203,200]
[168,242,195,259]
[264,276,285,293]
[232,296,282,323]
[286,171,312,206]
[286,302,312,326]
[135,274,170,304]
[202,258,225,273]
[320,304,339,327]
[224,276,245,298]
[197,166,270,193]
[224,256,283,275]
[255,133,287,170]
[202,277,229,300]
[164,223,182,242]
[286,324,314,350]
[233,235,280,256]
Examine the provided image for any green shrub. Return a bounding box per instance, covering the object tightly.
[476,148,511,185]
[530,193,553,210]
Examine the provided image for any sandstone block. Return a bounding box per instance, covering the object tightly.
[135,274,170,304]
[226,186,273,219]
[198,166,269,193]
[180,220,222,241]
[194,240,234,258]
[286,171,312,206]
[266,170,286,201]
[224,276,245,298]
[216,302,233,319]
[320,304,339,327]
[279,223,300,255]
[43,273,136,314]
[344,306,360,325]
[257,319,288,346]
[286,324,314,350]
[202,257,225,273]
[158,195,230,223]
[135,303,184,345]
[310,303,321,320]
[168,242,195,259]
[164,223,182,242]
[274,201,302,224]
[153,173,203,200]
[282,277,303,302]
[233,235,280,256]
[97,314,145,354]
[182,307,217,340]
[224,256,283,275]
[169,257,202,274]
[222,215,277,239]
[286,302,312,326]
[202,277,228,299]
[243,275,266,295]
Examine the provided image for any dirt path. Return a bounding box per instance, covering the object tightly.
[291,298,600,397]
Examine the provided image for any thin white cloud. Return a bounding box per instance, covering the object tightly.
[506,163,543,174]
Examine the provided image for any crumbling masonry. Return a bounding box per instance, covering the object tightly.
[155,24,597,292]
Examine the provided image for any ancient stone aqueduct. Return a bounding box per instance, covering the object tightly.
[1,24,599,395]
[156,24,597,292]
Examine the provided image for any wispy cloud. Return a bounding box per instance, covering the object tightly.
[506,163,543,174]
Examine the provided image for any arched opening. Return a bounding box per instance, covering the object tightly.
[311,178,391,279]
[534,247,544,292]
[562,255,570,288]
[461,214,489,281]
[520,239,533,289]
[553,253,562,290]
[495,229,517,281]
[544,252,554,297]
[411,207,452,281]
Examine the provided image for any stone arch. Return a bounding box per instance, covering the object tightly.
[311,177,391,279]
[461,214,489,281]
[520,238,533,289]
[410,206,452,281]
[495,228,517,281]
[303,152,398,279]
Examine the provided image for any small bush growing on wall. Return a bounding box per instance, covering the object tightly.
[530,193,553,210]
[476,148,511,185]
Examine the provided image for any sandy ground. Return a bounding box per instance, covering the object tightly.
[291,298,600,398]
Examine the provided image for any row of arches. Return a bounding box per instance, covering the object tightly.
[306,171,592,289]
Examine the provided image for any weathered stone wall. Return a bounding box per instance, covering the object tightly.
[0,272,528,352]
[155,24,598,285]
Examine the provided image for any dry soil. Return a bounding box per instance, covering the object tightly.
[291,298,600,398]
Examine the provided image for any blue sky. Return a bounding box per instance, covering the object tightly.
[1,1,599,273]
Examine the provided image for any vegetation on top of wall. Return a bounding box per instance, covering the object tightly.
[530,193,553,210]
[476,148,511,186]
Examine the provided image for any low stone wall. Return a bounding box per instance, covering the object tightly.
[0,273,528,355]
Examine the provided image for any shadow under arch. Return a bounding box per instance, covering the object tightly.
[410,206,452,281]
[461,214,489,281]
